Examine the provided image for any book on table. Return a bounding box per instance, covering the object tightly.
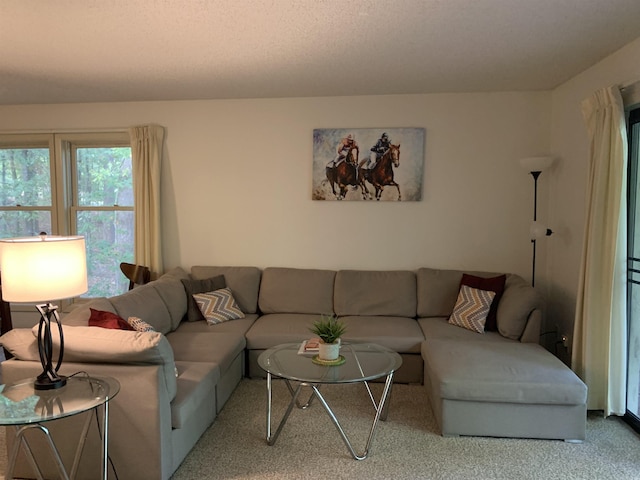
[298,337,320,356]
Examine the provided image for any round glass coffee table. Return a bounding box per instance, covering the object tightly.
[257,342,402,460]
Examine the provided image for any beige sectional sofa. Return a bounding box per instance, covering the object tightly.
[0,265,587,479]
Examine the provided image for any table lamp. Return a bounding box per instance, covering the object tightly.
[0,235,87,390]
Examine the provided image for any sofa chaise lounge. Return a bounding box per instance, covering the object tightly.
[0,265,587,479]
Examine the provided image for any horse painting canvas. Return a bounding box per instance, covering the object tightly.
[312,128,425,201]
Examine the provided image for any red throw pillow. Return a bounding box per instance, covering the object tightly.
[459,274,506,331]
[88,308,134,330]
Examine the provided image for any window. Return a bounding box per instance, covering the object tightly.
[0,132,133,298]
[626,106,640,433]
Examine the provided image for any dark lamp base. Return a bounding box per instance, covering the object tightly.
[34,375,67,391]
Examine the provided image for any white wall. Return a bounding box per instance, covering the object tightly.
[548,36,640,361]
[1,92,550,327]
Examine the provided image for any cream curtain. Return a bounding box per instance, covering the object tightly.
[573,86,628,415]
[129,125,165,278]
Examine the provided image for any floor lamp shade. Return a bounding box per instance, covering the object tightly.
[0,235,87,390]
[0,236,88,303]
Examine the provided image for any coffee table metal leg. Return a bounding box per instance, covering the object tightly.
[284,379,317,409]
[266,373,306,445]
[312,372,395,460]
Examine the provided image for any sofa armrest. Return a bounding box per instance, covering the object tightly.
[0,359,173,480]
[0,326,177,401]
[520,308,542,343]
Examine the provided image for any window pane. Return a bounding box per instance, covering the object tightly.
[76,147,133,207]
[0,148,51,206]
[629,281,640,418]
[77,210,134,297]
[0,210,51,238]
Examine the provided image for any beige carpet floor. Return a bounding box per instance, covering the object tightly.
[169,379,640,480]
[0,379,637,479]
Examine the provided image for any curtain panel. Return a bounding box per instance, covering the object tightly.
[573,86,628,415]
[129,125,165,279]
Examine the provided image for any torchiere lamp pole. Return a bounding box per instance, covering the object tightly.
[520,157,555,287]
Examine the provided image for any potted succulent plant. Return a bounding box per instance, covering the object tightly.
[310,314,346,361]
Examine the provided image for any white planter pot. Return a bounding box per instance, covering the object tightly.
[318,338,341,361]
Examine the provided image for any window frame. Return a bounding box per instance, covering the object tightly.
[0,133,59,235]
[625,106,640,434]
[0,131,132,306]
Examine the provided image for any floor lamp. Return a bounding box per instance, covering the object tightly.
[0,235,87,390]
[519,157,555,287]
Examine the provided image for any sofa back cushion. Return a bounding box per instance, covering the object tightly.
[152,267,190,330]
[416,268,541,341]
[191,266,261,314]
[258,267,335,315]
[62,268,189,334]
[334,270,416,317]
[110,284,174,334]
[416,268,508,317]
[497,275,541,340]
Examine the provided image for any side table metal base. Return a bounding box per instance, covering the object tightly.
[5,400,110,480]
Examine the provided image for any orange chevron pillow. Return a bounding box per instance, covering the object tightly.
[193,287,245,325]
[448,284,496,334]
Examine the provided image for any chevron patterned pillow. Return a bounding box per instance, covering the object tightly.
[448,284,496,333]
[193,287,245,325]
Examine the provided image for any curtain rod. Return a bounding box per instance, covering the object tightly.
[0,127,129,135]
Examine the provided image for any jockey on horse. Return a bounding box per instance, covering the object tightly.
[328,133,359,168]
[363,132,391,171]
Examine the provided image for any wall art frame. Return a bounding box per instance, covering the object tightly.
[312,128,425,201]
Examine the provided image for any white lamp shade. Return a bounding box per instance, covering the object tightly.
[519,156,555,173]
[0,236,88,303]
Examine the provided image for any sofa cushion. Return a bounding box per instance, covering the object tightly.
[0,328,40,360]
[340,316,424,353]
[497,275,541,340]
[459,273,505,331]
[152,267,190,330]
[419,317,512,344]
[335,270,416,317]
[191,266,262,314]
[448,285,496,334]
[108,284,173,334]
[258,267,335,315]
[175,314,258,335]
[416,268,509,318]
[245,313,319,349]
[181,275,227,322]
[167,332,246,374]
[193,287,245,325]
[422,340,587,405]
[171,361,220,429]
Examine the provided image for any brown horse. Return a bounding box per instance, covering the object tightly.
[359,143,401,201]
[326,147,368,200]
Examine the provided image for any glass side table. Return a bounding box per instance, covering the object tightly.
[0,375,120,480]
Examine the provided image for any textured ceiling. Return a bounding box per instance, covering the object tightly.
[1,0,639,105]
